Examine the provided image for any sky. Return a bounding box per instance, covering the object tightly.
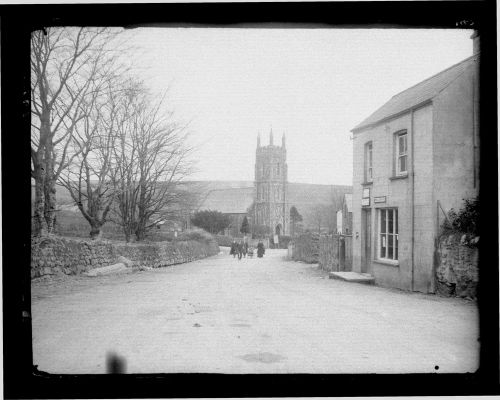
[120,28,473,185]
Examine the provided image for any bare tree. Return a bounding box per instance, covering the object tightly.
[31,27,120,235]
[112,82,193,242]
[58,78,123,239]
[308,203,335,235]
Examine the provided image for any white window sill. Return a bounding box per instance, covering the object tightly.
[373,259,399,267]
[389,173,408,181]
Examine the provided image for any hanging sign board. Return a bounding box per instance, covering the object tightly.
[361,198,370,206]
[374,196,387,204]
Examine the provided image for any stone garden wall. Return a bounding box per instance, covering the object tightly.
[435,233,479,298]
[31,235,219,279]
[318,235,339,271]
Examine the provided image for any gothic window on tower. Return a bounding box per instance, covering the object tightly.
[277,163,280,176]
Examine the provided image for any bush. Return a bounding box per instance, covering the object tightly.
[214,235,234,247]
[252,224,271,238]
[444,198,479,237]
[191,210,231,234]
[278,235,292,249]
[176,228,214,243]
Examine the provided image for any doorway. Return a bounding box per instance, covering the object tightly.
[361,209,371,274]
[275,224,282,236]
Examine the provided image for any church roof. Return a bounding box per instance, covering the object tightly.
[352,55,478,132]
[199,187,254,214]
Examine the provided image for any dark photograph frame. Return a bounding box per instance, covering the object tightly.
[2,1,498,398]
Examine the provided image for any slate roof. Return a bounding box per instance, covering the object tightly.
[199,187,254,214]
[352,55,478,132]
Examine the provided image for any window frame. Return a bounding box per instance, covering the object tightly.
[377,208,399,263]
[395,131,408,176]
[364,141,373,183]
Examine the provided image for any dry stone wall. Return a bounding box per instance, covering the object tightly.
[31,235,219,279]
[435,233,478,298]
[318,235,339,272]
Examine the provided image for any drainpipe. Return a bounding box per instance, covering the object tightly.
[472,72,477,188]
[410,110,415,292]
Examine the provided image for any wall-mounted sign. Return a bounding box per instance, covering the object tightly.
[361,198,370,206]
[362,188,370,199]
[374,196,387,204]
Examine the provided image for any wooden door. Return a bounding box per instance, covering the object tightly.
[362,209,371,273]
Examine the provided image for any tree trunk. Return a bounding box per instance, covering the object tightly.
[33,167,47,236]
[135,227,146,241]
[44,180,57,233]
[43,142,57,233]
[89,223,102,240]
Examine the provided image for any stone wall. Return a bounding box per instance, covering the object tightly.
[435,233,478,298]
[31,235,219,279]
[319,235,339,271]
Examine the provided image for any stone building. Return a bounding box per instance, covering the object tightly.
[253,129,290,236]
[350,35,479,293]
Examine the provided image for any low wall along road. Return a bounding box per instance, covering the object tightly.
[31,235,220,279]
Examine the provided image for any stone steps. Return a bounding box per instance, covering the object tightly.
[329,271,375,284]
[84,263,129,277]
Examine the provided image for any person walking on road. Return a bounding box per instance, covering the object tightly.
[237,241,244,260]
[230,240,237,258]
[257,240,265,258]
[242,241,248,258]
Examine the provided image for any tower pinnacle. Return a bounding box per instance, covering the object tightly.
[269,127,273,145]
[282,132,286,148]
[257,132,261,148]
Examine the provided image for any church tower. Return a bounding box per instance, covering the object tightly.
[254,129,289,236]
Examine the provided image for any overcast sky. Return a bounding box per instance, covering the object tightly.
[122,28,473,185]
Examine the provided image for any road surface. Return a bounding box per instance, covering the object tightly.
[32,248,479,374]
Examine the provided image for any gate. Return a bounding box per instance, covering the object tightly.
[339,234,352,271]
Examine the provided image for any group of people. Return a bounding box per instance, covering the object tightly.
[230,240,265,260]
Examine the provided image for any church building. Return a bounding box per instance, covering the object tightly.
[253,129,290,236]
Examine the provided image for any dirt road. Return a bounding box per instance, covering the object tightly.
[32,248,479,374]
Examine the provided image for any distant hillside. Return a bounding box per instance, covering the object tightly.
[192,180,352,230]
[34,180,352,232]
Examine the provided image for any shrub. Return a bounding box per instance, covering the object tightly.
[191,210,231,234]
[444,198,479,237]
[251,224,271,238]
[278,235,292,249]
[176,228,214,243]
[214,235,234,247]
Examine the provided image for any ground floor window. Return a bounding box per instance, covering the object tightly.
[378,208,398,261]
